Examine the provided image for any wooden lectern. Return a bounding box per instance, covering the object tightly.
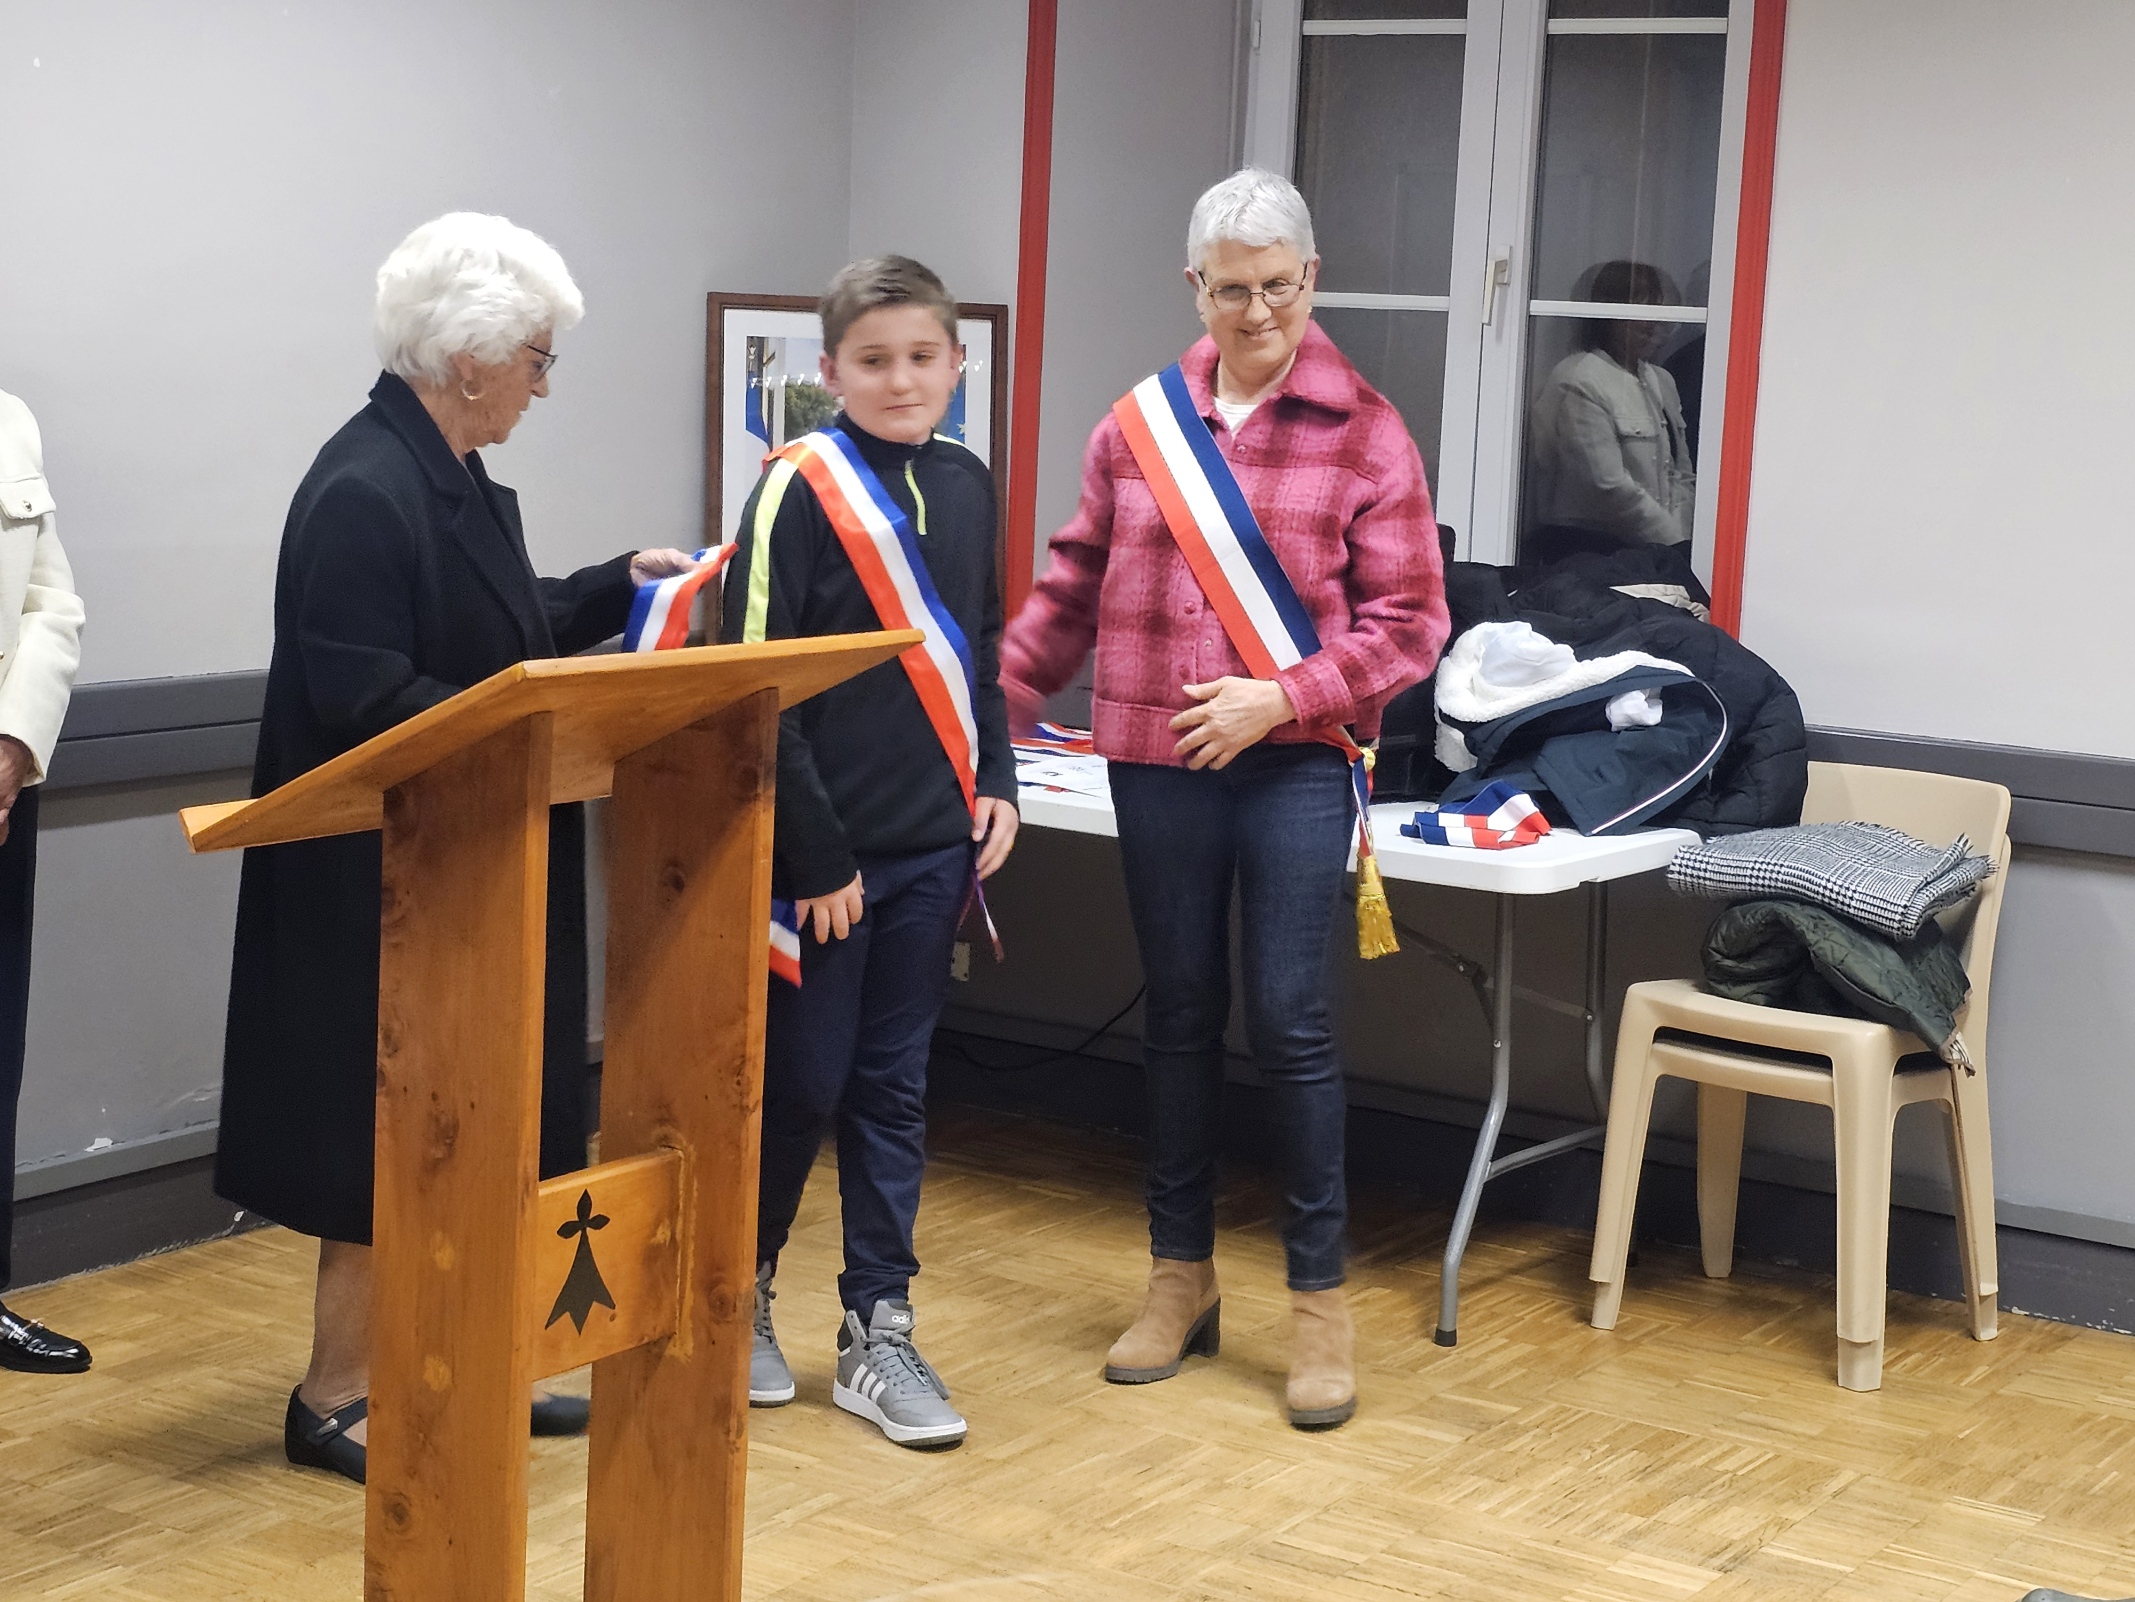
[180,632,918,1602]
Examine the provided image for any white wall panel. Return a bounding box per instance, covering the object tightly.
[0,0,856,683]
[1742,0,2135,758]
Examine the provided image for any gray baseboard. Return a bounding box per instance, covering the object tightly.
[1806,726,2135,857]
[45,671,266,792]
[8,1156,265,1291]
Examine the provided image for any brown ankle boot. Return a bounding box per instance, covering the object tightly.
[1286,1286,1356,1429]
[1104,1257,1219,1383]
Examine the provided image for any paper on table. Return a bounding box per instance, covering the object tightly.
[1012,746,1112,800]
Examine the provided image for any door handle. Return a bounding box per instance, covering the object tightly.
[1483,251,1512,326]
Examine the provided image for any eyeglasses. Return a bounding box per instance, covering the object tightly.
[524,343,558,379]
[1197,268,1311,313]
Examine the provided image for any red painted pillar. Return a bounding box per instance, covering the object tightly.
[1709,0,1789,637]
[1005,0,1059,619]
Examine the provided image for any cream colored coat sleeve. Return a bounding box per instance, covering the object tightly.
[0,389,86,783]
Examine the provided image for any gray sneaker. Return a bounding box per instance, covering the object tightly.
[750,1262,794,1407]
[831,1300,966,1449]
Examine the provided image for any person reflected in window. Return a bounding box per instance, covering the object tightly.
[1525,259,1696,563]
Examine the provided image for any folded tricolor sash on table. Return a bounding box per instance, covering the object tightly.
[754,424,1001,960]
[621,546,736,652]
[1112,364,1397,958]
[1020,721,1095,755]
[1400,781,1552,850]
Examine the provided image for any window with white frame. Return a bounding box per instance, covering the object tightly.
[1245,0,1754,575]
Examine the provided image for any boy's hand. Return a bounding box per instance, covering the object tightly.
[1170,677,1295,770]
[796,873,865,942]
[972,797,1020,880]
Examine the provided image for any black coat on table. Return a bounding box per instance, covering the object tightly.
[214,372,637,1245]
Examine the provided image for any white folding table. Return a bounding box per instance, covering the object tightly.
[1015,776,1695,1345]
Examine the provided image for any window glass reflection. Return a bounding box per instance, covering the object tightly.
[1528,33,1725,302]
[1296,35,1466,297]
[1524,273,1696,561]
[1519,25,1723,564]
[1548,0,1726,18]
[1305,0,1466,20]
[1315,308,1448,495]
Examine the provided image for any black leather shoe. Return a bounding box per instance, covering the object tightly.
[285,1387,367,1484]
[0,1302,92,1373]
[531,1392,590,1436]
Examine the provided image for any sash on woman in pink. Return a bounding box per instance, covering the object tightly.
[1111,363,1397,958]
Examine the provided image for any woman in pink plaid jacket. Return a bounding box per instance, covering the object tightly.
[1001,169,1450,1431]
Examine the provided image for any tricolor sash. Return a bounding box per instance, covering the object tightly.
[621,546,736,652]
[1112,364,1397,957]
[768,898,803,986]
[1400,781,1552,850]
[772,427,980,812]
[619,547,802,984]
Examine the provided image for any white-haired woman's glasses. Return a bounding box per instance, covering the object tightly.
[524,342,559,379]
[1197,268,1311,313]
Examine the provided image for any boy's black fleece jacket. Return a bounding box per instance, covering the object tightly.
[719,414,1017,900]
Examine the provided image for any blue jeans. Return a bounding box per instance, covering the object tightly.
[1109,744,1354,1290]
[755,842,971,1317]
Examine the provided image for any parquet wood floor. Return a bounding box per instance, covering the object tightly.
[4,1104,2133,1601]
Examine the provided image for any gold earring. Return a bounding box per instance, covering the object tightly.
[461,381,485,401]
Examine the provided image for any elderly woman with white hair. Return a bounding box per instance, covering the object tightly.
[214,213,699,1484]
[1003,169,1449,1429]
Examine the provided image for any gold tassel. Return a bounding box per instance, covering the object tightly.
[1355,853,1400,959]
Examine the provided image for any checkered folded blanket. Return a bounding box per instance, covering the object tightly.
[1667,821,1994,940]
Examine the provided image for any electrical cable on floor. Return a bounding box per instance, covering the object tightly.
[936,985,1147,1074]
[1343,887,1496,1028]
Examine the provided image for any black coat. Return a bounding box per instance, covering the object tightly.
[1374,556,1806,834]
[215,373,636,1244]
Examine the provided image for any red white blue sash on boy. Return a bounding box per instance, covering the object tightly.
[1111,364,1397,956]
[773,426,980,812]
[771,424,1002,956]
[621,549,805,984]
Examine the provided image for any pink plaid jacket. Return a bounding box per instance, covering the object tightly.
[1001,323,1450,767]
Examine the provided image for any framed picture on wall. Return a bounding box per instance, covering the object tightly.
[704,291,1009,563]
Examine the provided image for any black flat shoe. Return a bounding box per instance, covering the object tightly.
[0,1303,92,1374]
[285,1387,367,1484]
[531,1392,590,1436]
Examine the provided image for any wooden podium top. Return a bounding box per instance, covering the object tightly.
[179,630,918,853]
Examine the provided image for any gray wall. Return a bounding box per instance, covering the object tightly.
[1031,0,1249,567]
[847,0,1026,309]
[5,0,858,1183]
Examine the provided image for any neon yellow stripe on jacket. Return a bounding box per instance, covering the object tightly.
[742,457,799,644]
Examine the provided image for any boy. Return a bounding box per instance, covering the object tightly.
[721,256,1019,1449]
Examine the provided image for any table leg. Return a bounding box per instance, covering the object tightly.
[1583,881,1611,1116]
[1436,895,1516,1347]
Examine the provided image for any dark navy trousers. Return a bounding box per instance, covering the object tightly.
[1109,745,1355,1291]
[0,785,38,1291]
[755,841,971,1317]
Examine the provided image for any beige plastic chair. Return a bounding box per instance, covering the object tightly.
[1588,762,2012,1391]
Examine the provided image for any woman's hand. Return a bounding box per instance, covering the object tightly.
[795,873,865,943]
[0,735,31,847]
[628,547,702,585]
[1169,677,1295,770]
[972,797,1020,879]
